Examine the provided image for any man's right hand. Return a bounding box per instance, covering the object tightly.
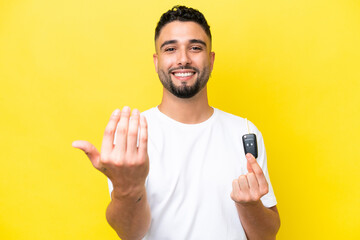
[72,106,149,200]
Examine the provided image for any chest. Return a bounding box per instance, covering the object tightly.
[146,124,247,203]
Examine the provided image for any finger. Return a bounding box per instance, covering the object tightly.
[72,140,100,168]
[246,153,254,173]
[246,153,264,178]
[247,172,259,193]
[230,179,240,201]
[232,179,240,193]
[247,172,262,201]
[101,109,121,154]
[127,109,140,154]
[138,115,148,158]
[246,153,268,193]
[114,106,131,155]
[238,175,250,193]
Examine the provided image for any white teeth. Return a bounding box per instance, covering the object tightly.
[174,72,194,77]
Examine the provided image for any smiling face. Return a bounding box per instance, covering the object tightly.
[153,21,215,99]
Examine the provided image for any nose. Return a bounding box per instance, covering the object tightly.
[177,49,191,66]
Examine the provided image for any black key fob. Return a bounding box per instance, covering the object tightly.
[242,133,258,159]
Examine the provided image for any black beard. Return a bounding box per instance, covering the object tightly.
[158,66,211,99]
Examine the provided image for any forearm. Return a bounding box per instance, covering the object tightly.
[236,201,280,240]
[106,187,151,240]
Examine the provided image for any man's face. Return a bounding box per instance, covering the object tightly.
[153,21,215,98]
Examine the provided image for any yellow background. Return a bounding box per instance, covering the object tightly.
[1,0,359,239]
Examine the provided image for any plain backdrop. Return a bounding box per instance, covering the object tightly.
[1,0,359,239]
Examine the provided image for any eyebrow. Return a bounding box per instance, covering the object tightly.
[160,39,207,50]
[160,40,177,50]
[189,39,207,47]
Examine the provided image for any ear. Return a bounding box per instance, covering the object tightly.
[210,51,215,72]
[153,53,158,73]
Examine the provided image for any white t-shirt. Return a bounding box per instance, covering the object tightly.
[108,107,277,240]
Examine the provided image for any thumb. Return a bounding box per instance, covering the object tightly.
[72,140,100,168]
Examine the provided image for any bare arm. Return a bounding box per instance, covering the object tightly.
[231,154,280,240]
[106,186,150,240]
[73,107,151,240]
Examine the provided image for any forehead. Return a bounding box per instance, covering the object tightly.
[156,21,210,47]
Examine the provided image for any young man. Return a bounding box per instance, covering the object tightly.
[73,6,280,240]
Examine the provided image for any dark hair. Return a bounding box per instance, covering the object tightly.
[155,5,211,42]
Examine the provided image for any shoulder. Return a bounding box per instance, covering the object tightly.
[215,108,260,132]
[140,107,160,124]
[215,108,245,123]
[141,107,157,118]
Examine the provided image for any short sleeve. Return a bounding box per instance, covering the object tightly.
[248,120,277,208]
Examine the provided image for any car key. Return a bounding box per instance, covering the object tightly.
[242,133,258,159]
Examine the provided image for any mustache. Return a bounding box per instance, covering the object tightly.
[168,66,199,74]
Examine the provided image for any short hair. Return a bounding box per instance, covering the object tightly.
[155,5,211,42]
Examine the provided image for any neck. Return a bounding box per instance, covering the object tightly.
[158,86,213,124]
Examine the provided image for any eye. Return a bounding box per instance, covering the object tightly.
[190,46,203,51]
[165,47,176,52]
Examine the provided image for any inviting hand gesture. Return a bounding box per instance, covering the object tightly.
[72,106,149,199]
[231,153,269,205]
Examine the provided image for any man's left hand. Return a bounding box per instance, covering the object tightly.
[230,153,269,205]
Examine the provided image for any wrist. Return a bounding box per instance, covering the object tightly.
[235,200,263,209]
[112,185,146,202]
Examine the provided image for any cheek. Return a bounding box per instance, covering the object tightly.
[157,61,171,72]
[159,55,177,67]
[193,54,211,66]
